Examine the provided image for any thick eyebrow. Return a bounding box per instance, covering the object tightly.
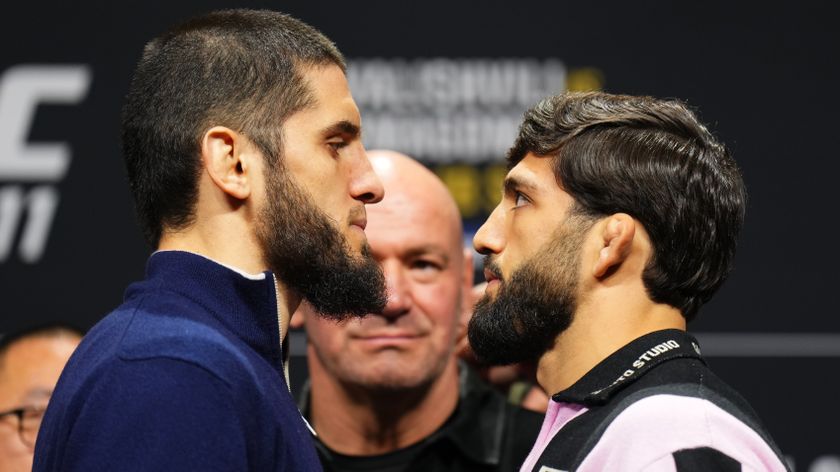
[321,120,361,139]
[503,174,540,197]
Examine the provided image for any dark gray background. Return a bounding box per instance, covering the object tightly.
[1,1,837,469]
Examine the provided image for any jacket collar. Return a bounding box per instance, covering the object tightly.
[127,250,283,367]
[551,329,705,406]
[439,362,509,465]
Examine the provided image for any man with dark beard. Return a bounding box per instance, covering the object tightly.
[468,92,789,472]
[34,10,384,471]
[294,150,542,472]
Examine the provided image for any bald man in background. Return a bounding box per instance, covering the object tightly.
[294,150,542,472]
[0,326,81,472]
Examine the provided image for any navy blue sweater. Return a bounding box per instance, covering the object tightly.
[34,251,322,471]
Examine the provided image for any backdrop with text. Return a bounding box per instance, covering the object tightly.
[1,1,837,469]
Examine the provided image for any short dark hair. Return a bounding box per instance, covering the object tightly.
[121,9,346,247]
[509,92,746,320]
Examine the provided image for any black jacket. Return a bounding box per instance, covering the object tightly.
[299,362,543,472]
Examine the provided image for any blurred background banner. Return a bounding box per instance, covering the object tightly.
[1,1,837,469]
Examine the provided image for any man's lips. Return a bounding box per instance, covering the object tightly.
[352,331,423,345]
[348,206,367,230]
[350,218,367,230]
[483,268,500,283]
[354,331,420,340]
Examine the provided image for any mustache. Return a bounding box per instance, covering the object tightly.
[483,255,503,282]
[348,205,366,225]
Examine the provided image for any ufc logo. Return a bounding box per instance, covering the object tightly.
[0,65,91,263]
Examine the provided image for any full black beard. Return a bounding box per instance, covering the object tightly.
[256,163,386,321]
[467,218,591,365]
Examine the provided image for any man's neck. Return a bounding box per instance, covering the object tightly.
[158,223,265,274]
[537,296,686,396]
[157,229,300,343]
[308,358,460,455]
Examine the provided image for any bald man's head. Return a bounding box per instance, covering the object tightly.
[367,150,463,254]
[301,149,473,393]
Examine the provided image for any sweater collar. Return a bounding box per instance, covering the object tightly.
[130,250,283,366]
[551,329,705,406]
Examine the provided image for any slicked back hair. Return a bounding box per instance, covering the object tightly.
[509,92,746,320]
[121,9,346,247]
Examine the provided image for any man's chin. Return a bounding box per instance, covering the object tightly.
[476,286,501,308]
[468,295,559,367]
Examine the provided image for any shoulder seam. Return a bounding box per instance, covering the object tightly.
[117,354,238,389]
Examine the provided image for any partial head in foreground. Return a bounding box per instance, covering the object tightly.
[468,91,746,366]
[121,9,386,318]
[0,325,82,472]
[301,150,473,394]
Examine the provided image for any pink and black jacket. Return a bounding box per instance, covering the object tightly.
[521,329,789,472]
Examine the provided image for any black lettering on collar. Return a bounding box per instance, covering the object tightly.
[552,330,705,406]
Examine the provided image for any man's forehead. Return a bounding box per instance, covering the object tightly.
[368,211,456,248]
[505,154,556,192]
[298,64,360,122]
[21,387,52,403]
[366,207,459,265]
[0,348,56,403]
[366,151,464,253]
[370,189,459,233]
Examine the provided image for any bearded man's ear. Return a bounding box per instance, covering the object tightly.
[592,213,636,279]
[201,126,255,201]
